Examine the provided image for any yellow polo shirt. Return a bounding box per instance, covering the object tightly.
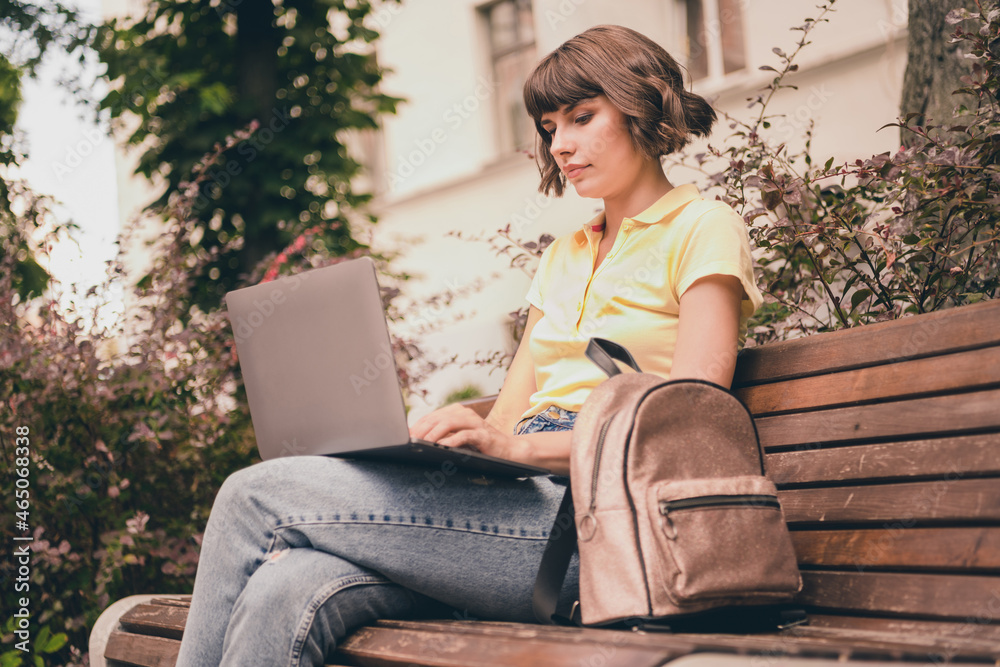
[519,184,763,423]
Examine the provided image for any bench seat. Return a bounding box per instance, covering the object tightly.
[91,299,1000,666]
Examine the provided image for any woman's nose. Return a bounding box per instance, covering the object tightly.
[549,128,573,158]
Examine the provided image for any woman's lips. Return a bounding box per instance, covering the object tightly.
[565,165,588,179]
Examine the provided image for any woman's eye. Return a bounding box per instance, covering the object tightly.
[575,114,592,124]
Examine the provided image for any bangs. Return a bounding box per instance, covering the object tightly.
[523,49,603,121]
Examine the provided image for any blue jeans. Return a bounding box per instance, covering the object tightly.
[176,410,578,666]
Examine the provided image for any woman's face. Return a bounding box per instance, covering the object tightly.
[539,95,648,201]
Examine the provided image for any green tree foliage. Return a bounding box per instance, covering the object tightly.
[96,0,403,312]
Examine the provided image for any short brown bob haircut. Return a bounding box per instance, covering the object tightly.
[523,25,717,196]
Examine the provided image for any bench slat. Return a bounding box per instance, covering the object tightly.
[118,601,188,640]
[735,299,1000,386]
[765,433,1000,485]
[105,630,180,667]
[738,345,1000,416]
[337,621,679,667]
[790,527,1000,571]
[805,613,1000,643]
[756,388,1000,449]
[797,571,1000,621]
[778,477,1000,524]
[789,621,1000,661]
[341,618,1000,663]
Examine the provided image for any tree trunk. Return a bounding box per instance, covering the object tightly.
[235,0,279,273]
[236,0,278,121]
[900,0,978,146]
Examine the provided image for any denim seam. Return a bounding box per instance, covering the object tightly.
[274,519,551,541]
[289,573,391,666]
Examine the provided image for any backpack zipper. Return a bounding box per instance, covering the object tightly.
[659,495,780,514]
[659,494,779,540]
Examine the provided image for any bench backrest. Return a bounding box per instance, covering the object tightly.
[732,299,1000,635]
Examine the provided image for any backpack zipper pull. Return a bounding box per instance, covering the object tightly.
[658,500,678,540]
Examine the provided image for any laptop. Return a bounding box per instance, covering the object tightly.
[224,256,550,477]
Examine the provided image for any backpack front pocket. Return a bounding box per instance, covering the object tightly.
[646,476,801,608]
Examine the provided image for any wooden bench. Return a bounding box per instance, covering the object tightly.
[90,299,1000,666]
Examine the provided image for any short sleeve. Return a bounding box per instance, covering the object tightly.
[674,202,763,320]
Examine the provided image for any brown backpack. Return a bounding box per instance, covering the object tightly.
[533,338,802,627]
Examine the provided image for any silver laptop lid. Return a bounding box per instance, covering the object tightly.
[225,257,410,459]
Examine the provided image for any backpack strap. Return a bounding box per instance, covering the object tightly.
[585,338,642,378]
[532,486,577,624]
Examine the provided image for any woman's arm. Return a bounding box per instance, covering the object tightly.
[485,305,542,434]
[670,274,744,389]
[409,305,574,475]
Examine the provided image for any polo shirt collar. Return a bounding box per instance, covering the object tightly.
[574,184,701,245]
[630,184,700,225]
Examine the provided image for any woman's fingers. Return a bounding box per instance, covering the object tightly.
[410,405,522,461]
[409,404,482,443]
[438,427,508,458]
[423,416,486,445]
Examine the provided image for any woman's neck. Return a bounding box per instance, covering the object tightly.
[601,161,673,237]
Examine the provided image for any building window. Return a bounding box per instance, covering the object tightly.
[680,0,746,83]
[480,0,537,153]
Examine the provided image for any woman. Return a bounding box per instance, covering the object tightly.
[176,24,762,666]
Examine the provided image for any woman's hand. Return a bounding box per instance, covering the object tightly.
[409,403,573,474]
[410,403,525,461]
